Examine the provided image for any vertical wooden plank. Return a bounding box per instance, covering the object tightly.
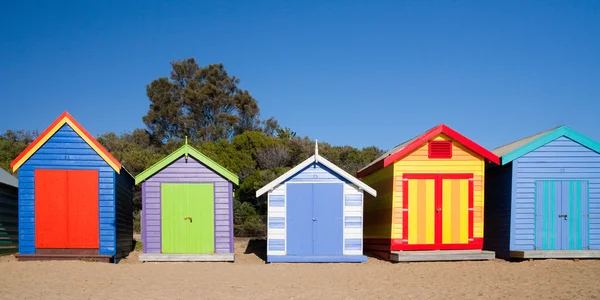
[442,179,452,244]
[35,170,68,248]
[286,184,314,255]
[426,179,436,245]
[161,184,180,253]
[467,178,473,242]
[536,181,562,250]
[313,183,344,256]
[188,183,215,254]
[434,176,442,246]
[407,180,418,245]
[564,180,588,250]
[416,180,426,244]
[402,179,408,244]
[407,179,436,245]
[67,170,99,248]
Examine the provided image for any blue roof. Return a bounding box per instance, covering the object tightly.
[0,168,17,188]
[493,126,600,165]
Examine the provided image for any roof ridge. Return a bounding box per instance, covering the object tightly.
[492,125,563,152]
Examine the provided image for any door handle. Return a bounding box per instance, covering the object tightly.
[558,214,567,220]
[184,216,193,222]
[312,217,317,221]
[436,208,441,213]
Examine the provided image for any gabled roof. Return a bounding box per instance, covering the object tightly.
[0,168,17,188]
[255,142,377,197]
[10,111,122,173]
[357,124,500,178]
[135,143,239,185]
[493,125,600,165]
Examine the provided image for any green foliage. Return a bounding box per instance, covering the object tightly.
[233,200,266,237]
[143,58,262,143]
[133,210,141,233]
[134,240,143,251]
[0,130,38,173]
[0,57,386,238]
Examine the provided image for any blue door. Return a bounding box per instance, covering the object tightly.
[535,180,588,250]
[286,184,314,256]
[286,183,344,256]
[313,183,344,255]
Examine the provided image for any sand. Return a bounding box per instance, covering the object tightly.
[0,239,599,300]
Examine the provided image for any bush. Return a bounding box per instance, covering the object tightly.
[235,215,266,237]
[233,200,266,237]
[133,210,141,233]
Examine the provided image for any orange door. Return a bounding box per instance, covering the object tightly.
[35,170,99,248]
[35,170,68,248]
[67,170,99,248]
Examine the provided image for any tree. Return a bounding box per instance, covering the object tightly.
[143,58,263,143]
[0,130,38,173]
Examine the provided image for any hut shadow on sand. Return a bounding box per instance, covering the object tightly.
[244,238,267,262]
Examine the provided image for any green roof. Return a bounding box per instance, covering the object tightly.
[495,126,600,165]
[134,144,239,185]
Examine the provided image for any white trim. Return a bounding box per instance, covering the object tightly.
[317,155,377,197]
[255,154,377,197]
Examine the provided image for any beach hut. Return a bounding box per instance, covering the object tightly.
[485,126,600,259]
[0,168,18,254]
[135,139,239,262]
[10,112,134,263]
[256,141,377,263]
[356,124,500,261]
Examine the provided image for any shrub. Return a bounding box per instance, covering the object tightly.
[233,200,266,237]
[133,210,141,233]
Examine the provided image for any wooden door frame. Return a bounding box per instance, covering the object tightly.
[399,173,476,250]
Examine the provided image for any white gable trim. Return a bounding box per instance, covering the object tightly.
[256,154,377,197]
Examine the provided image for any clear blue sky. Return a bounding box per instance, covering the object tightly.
[1,0,598,151]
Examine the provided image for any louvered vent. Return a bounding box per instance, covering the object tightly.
[428,141,452,158]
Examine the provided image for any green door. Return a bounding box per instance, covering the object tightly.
[161,183,215,254]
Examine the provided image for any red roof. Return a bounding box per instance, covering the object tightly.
[11,111,122,172]
[356,124,500,178]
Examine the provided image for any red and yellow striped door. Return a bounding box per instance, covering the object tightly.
[406,178,436,245]
[403,174,473,250]
[441,178,470,245]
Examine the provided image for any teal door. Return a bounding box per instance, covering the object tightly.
[535,180,588,250]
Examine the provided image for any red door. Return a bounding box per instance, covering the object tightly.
[400,173,474,250]
[35,170,99,248]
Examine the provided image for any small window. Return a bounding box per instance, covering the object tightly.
[428,141,452,158]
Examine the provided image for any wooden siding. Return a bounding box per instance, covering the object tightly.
[0,182,18,253]
[18,124,117,255]
[115,169,134,259]
[267,184,286,256]
[142,156,233,254]
[483,163,513,258]
[512,137,600,250]
[361,164,394,253]
[267,162,365,256]
[393,134,485,240]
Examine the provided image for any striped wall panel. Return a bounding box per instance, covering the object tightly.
[267,184,286,255]
[345,238,362,251]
